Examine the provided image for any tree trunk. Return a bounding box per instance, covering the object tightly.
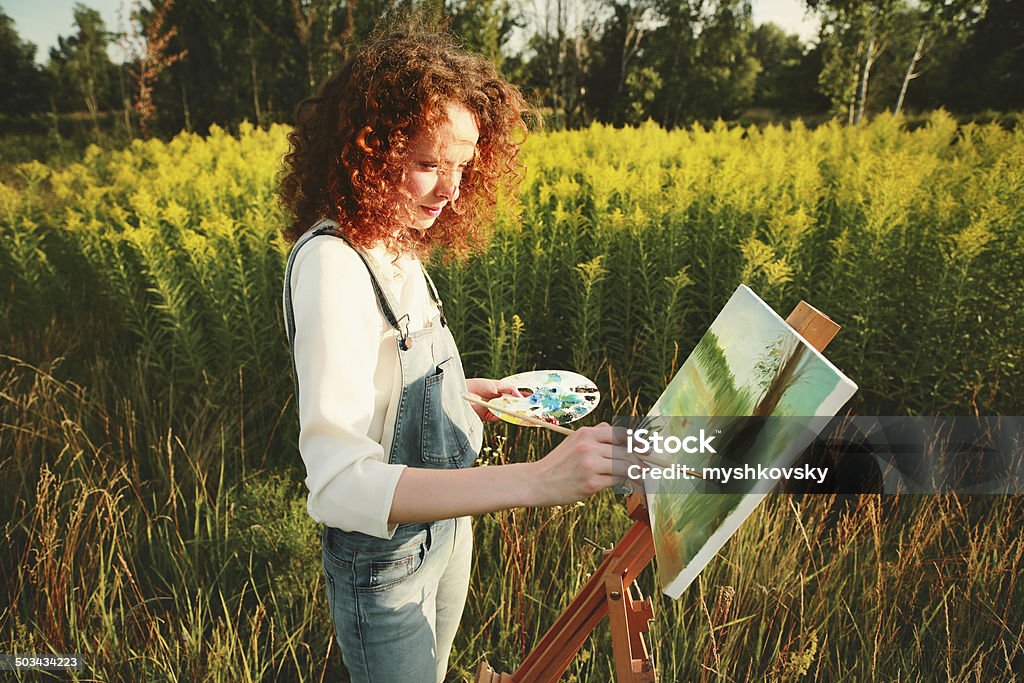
[118,63,133,137]
[895,29,927,116]
[306,41,315,90]
[84,76,101,137]
[854,20,876,125]
[289,0,316,89]
[181,78,192,132]
[48,95,65,158]
[556,0,567,128]
[340,0,355,58]
[247,20,263,128]
[251,52,263,128]
[617,14,644,125]
[668,34,684,128]
[572,32,587,127]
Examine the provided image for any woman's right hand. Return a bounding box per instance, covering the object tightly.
[527,423,637,507]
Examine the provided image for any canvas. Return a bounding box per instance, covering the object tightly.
[643,285,858,599]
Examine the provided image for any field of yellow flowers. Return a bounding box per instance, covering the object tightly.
[1,113,1021,680]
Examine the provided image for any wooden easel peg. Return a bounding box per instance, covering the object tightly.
[475,301,838,682]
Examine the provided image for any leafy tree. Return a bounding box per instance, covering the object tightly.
[48,4,117,133]
[0,10,48,115]
[789,42,831,115]
[947,0,1021,111]
[690,0,760,119]
[449,0,521,67]
[648,0,760,126]
[521,0,600,128]
[154,0,306,133]
[585,0,659,125]
[646,0,700,127]
[750,22,808,111]
[891,0,980,114]
[290,0,354,89]
[808,0,904,123]
[123,0,187,137]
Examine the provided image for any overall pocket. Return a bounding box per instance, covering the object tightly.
[352,527,430,593]
[421,358,472,466]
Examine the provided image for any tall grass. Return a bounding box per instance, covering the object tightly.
[1,114,1022,680]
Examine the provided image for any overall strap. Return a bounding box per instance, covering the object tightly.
[419,265,448,327]
[284,218,421,355]
[283,218,417,413]
[283,221,331,353]
[317,224,409,340]
[282,221,334,412]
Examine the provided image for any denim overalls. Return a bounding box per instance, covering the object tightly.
[284,220,482,683]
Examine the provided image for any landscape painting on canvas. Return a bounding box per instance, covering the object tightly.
[644,285,858,599]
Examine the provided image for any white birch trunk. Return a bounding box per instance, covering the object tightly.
[895,30,927,115]
[855,20,876,125]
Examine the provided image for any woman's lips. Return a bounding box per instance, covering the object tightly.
[420,205,443,217]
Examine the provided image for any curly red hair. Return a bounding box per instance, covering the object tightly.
[277,24,534,256]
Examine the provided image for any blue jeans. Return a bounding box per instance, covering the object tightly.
[322,516,473,682]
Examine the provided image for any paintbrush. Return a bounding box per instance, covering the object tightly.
[462,393,704,478]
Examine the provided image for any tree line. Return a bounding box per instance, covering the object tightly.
[1,0,1021,142]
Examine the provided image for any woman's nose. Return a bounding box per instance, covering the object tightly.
[435,168,461,199]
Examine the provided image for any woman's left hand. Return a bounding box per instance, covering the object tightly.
[465,378,523,422]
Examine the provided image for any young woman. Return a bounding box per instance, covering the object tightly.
[278,24,630,683]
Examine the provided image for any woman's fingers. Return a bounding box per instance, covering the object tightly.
[493,380,523,398]
[571,426,642,485]
[574,424,641,478]
[466,377,524,400]
[532,420,650,504]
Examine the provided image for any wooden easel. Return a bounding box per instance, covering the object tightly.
[476,301,840,683]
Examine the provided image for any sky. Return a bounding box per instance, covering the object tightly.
[5,0,821,66]
[6,0,130,63]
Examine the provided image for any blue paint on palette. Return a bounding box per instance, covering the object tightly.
[489,369,600,427]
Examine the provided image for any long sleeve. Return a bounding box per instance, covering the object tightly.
[289,237,407,539]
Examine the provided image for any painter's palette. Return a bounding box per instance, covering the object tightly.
[489,370,600,427]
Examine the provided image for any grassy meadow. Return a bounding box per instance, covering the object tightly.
[1,113,1022,680]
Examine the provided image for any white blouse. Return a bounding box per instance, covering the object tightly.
[288,234,452,539]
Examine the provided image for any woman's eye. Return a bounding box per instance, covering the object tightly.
[414,161,470,175]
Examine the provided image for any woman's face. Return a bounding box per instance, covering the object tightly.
[399,102,479,231]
